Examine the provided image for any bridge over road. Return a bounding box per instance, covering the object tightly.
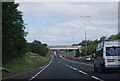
[47,45,81,54]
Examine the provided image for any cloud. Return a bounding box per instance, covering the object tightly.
[15,0,119,2]
[17,2,118,45]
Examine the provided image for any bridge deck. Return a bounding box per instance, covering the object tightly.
[47,46,81,50]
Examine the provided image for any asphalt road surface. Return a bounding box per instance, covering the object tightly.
[2,56,120,81]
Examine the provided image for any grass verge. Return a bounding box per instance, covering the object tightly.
[2,52,52,78]
[67,52,76,56]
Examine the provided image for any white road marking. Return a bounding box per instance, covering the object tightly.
[78,70,87,75]
[65,63,104,81]
[91,76,104,81]
[60,58,104,81]
[64,63,87,75]
[29,58,53,81]
[62,57,104,81]
[39,66,44,69]
[31,77,35,78]
[29,77,35,81]
[69,66,72,68]
[73,68,77,70]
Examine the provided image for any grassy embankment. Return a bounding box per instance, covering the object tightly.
[67,52,76,56]
[2,52,52,78]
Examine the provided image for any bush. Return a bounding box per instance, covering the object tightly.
[30,40,48,56]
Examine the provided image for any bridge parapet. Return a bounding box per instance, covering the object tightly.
[47,45,81,50]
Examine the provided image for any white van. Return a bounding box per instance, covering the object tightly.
[94,37,120,72]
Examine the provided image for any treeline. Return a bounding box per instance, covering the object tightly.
[73,40,98,56]
[26,40,48,56]
[108,32,120,40]
[2,2,48,63]
[2,2,27,63]
[73,32,120,56]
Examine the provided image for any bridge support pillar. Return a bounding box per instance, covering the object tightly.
[75,49,80,57]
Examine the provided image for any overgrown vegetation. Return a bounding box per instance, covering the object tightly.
[108,32,120,40]
[3,52,51,78]
[27,40,48,56]
[73,32,120,56]
[67,52,76,56]
[2,2,49,63]
[2,2,27,63]
[2,2,50,77]
[73,40,98,56]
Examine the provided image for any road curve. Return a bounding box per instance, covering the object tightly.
[2,56,120,81]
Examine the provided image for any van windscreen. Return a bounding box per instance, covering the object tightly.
[106,47,120,56]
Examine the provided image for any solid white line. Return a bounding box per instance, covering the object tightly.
[39,66,44,69]
[91,76,104,81]
[29,77,35,81]
[66,65,69,66]
[29,58,53,81]
[79,70,87,75]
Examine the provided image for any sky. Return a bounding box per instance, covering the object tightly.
[15,0,118,46]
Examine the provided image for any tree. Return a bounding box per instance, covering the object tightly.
[72,32,120,56]
[73,40,98,56]
[2,2,27,63]
[30,40,48,56]
[108,32,120,40]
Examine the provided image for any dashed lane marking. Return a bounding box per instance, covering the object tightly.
[64,63,104,81]
[69,66,72,68]
[65,63,104,81]
[64,63,87,75]
[78,70,87,75]
[73,68,77,70]
[54,57,104,81]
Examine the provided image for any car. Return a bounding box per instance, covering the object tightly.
[59,55,62,57]
[86,57,91,61]
[75,57,81,60]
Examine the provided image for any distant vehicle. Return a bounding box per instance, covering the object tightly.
[94,37,120,72]
[86,57,91,61]
[54,51,56,55]
[59,55,62,57]
[75,57,81,60]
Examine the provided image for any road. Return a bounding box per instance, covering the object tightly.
[2,56,120,81]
